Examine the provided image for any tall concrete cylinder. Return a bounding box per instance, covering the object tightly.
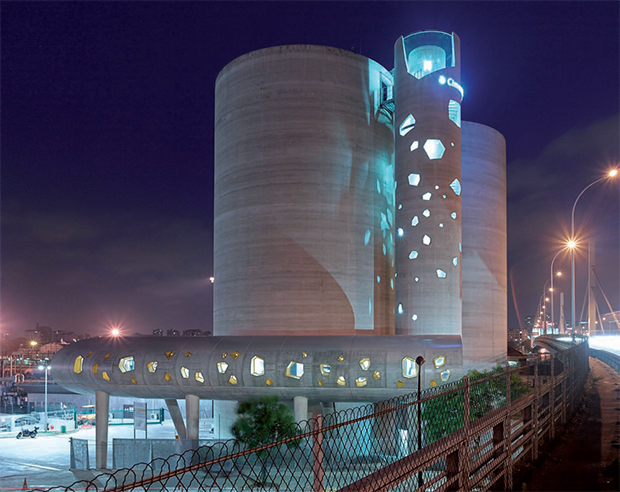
[214,45,394,336]
[461,121,507,368]
[394,32,462,336]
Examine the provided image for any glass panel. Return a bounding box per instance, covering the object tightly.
[411,216,419,226]
[195,371,205,383]
[285,361,304,379]
[372,370,382,380]
[73,356,84,374]
[437,269,447,278]
[102,371,110,382]
[250,356,265,376]
[230,351,241,359]
[402,357,417,378]
[409,250,419,259]
[410,140,419,151]
[337,355,345,362]
[359,358,371,371]
[441,369,451,382]
[266,378,273,386]
[423,209,431,217]
[229,375,238,385]
[408,173,420,186]
[180,367,190,379]
[450,178,461,195]
[451,212,457,219]
[147,361,158,373]
[433,355,446,368]
[131,378,138,384]
[164,351,175,360]
[407,45,446,79]
[448,100,461,128]
[164,372,172,382]
[422,192,432,201]
[337,376,346,387]
[399,114,416,136]
[453,257,458,267]
[412,314,418,321]
[355,377,368,387]
[423,235,431,245]
[184,352,192,358]
[118,356,135,373]
[320,364,331,376]
[423,139,446,160]
[92,363,99,375]
[396,380,404,388]
[217,361,229,374]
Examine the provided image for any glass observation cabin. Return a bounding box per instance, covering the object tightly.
[402,31,456,79]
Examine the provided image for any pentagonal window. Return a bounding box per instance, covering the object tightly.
[337,376,346,386]
[423,139,446,160]
[359,358,371,371]
[412,314,418,321]
[410,141,419,151]
[180,367,190,379]
[423,209,431,217]
[285,361,304,379]
[448,100,461,128]
[409,250,419,259]
[250,356,265,376]
[402,357,418,378]
[356,377,368,387]
[451,212,457,219]
[439,223,444,228]
[453,257,458,267]
[73,356,84,374]
[399,114,416,136]
[373,370,381,380]
[422,192,432,201]
[147,361,158,373]
[195,371,205,383]
[437,269,447,278]
[118,356,135,373]
[423,235,431,245]
[228,375,238,385]
[450,178,461,195]
[414,277,419,282]
[320,364,331,376]
[411,216,419,226]
[408,173,420,186]
[434,355,446,368]
[217,361,229,374]
[440,369,451,382]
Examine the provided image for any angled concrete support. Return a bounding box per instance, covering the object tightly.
[186,394,200,440]
[95,390,109,469]
[165,398,186,439]
[294,396,309,424]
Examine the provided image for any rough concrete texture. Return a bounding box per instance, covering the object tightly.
[394,32,463,336]
[461,121,507,368]
[518,358,620,491]
[214,45,394,336]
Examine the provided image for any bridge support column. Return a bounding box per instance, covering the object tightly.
[186,394,200,440]
[294,396,309,428]
[165,399,186,439]
[95,390,109,469]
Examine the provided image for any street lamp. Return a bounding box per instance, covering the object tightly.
[415,355,425,488]
[38,364,51,432]
[549,247,567,333]
[570,169,618,339]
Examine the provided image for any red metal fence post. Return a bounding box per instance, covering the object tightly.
[312,414,324,492]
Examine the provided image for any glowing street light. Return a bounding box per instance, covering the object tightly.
[111,327,121,337]
[38,364,51,432]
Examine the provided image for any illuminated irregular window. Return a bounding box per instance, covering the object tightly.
[408,173,420,186]
[442,194,447,199]
[399,114,416,136]
[147,361,158,373]
[410,141,419,151]
[437,269,447,278]
[439,223,444,228]
[359,358,371,371]
[337,355,345,362]
[453,257,458,267]
[180,367,190,379]
[422,235,431,245]
[165,351,175,360]
[398,203,402,210]
[397,303,404,314]
[423,209,431,217]
[356,377,368,387]
[402,357,417,378]
[376,276,380,283]
[459,243,462,252]
[118,356,135,373]
[102,371,110,382]
[448,100,461,128]
[422,192,432,201]
[221,352,227,359]
[423,139,446,160]
[317,380,324,386]
[92,363,99,375]
[391,279,394,290]
[285,361,304,379]
[433,355,446,368]
[302,352,308,358]
[376,179,381,193]
[266,378,273,386]
[250,356,265,376]
[409,250,418,259]
[414,277,419,282]
[184,352,192,358]
[131,377,138,384]
[430,380,438,387]
[229,375,238,385]
[164,372,172,382]
[411,216,419,226]
[217,361,229,374]
[397,228,404,238]
[382,244,387,255]
[434,185,439,190]
[396,380,405,388]
[195,371,205,383]
[412,314,418,321]
[450,178,461,195]
[451,212,457,219]
[320,364,331,376]
[364,229,371,246]
[440,369,451,382]
[337,376,346,386]
[87,351,93,358]
[369,297,372,315]
[373,370,381,380]
[104,353,111,360]
[231,351,241,360]
[74,356,84,374]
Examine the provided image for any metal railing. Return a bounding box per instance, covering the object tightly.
[589,348,620,373]
[37,342,588,491]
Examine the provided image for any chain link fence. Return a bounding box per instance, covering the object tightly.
[36,343,588,491]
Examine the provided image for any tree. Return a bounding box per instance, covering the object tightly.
[232,395,300,487]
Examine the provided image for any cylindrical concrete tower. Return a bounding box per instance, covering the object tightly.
[214,45,395,336]
[394,31,463,335]
[461,121,507,368]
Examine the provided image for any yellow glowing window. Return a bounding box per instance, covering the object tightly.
[92,363,99,375]
[317,380,324,386]
[86,351,93,358]
[104,353,111,360]
[359,358,371,371]
[265,378,273,386]
[285,361,304,379]
[230,351,240,360]
[118,356,135,373]
[221,352,227,359]
[440,369,451,382]
[131,377,138,384]
[164,351,175,360]
[320,364,331,376]
[302,352,308,358]
[402,357,417,379]
[73,356,84,374]
[184,352,192,358]
[430,379,438,387]
[180,367,190,379]
[337,355,345,362]
[164,372,172,382]
[433,355,446,369]
[337,376,346,386]
[229,375,238,385]
[396,380,404,388]
[373,370,382,380]
[102,371,110,382]
[250,356,265,376]
[355,377,368,387]
[195,371,205,383]
[217,361,229,374]
[147,361,158,373]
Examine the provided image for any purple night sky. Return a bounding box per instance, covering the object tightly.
[1,2,619,337]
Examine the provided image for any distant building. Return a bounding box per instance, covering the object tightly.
[153,329,163,336]
[166,329,181,337]
[25,324,52,344]
[183,329,205,337]
[53,330,77,343]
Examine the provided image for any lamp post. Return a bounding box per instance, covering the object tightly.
[38,364,50,432]
[570,169,618,339]
[549,249,565,332]
[415,355,425,488]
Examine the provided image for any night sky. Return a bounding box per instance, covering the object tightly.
[2,2,619,338]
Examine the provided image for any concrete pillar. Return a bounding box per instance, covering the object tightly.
[165,398,186,439]
[186,394,200,440]
[95,390,109,469]
[293,396,308,424]
[213,400,237,439]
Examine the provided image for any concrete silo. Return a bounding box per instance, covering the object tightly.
[461,121,507,368]
[214,45,395,336]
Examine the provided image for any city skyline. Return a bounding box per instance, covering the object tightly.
[2,2,619,337]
